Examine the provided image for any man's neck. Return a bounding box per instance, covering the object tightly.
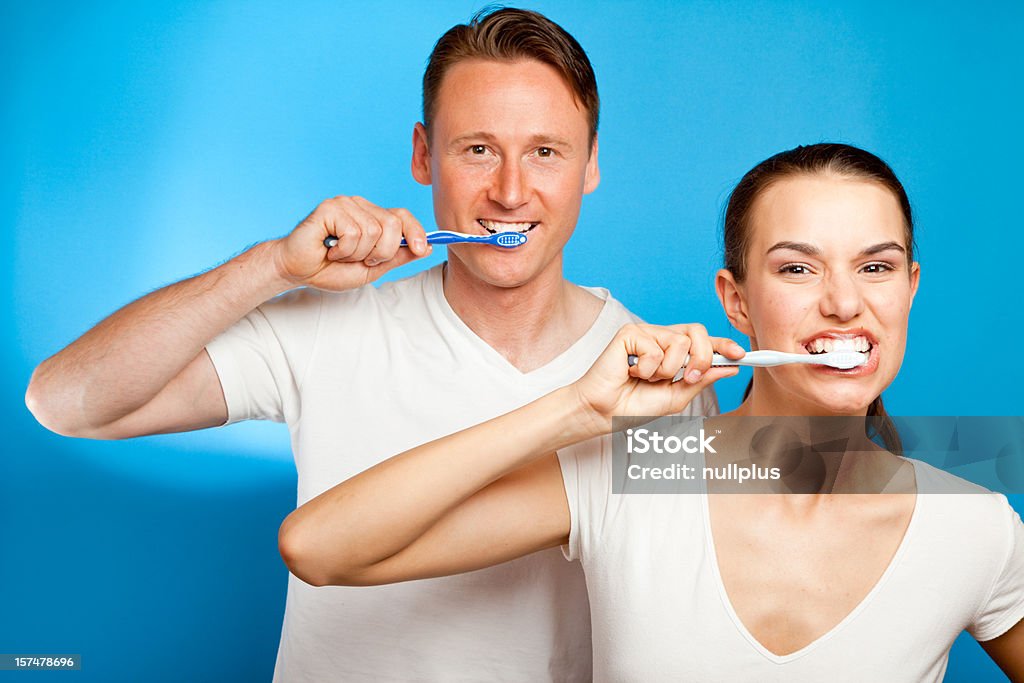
[442,257,604,373]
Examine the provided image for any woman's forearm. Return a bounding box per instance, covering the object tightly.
[278,384,600,586]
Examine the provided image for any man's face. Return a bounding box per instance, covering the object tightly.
[412,58,599,288]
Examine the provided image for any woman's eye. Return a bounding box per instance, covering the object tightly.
[779,264,811,275]
[862,262,895,274]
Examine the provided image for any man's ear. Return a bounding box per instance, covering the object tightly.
[583,134,600,194]
[411,123,431,186]
[715,268,754,336]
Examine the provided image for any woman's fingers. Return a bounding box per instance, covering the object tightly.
[632,324,744,385]
[627,328,667,380]
[662,323,712,384]
[666,364,738,410]
[713,336,746,360]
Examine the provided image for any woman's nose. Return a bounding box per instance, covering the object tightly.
[488,160,528,209]
[819,272,865,321]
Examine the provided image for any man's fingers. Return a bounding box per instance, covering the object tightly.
[343,197,389,263]
[321,199,361,261]
[365,241,433,277]
[320,197,378,262]
[392,208,429,257]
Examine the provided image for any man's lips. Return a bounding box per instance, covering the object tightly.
[477,219,538,234]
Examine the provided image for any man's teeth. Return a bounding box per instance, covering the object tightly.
[478,219,537,234]
[805,336,872,354]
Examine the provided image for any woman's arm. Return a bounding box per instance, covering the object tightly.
[278,323,742,587]
[980,619,1024,682]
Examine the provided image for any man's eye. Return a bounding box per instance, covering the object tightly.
[470,145,487,155]
[537,147,553,157]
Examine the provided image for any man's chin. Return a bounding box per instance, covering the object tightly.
[447,250,554,290]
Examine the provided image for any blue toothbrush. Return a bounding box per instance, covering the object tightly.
[322,230,527,249]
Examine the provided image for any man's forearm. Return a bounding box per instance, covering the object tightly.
[26,240,293,435]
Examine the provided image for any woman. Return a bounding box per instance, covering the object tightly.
[278,144,1024,681]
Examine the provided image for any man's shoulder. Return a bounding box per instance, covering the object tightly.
[577,283,643,326]
[316,264,441,312]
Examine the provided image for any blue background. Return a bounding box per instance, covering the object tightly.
[4,1,1022,680]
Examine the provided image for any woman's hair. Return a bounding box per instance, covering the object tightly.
[726,143,913,454]
[422,7,599,146]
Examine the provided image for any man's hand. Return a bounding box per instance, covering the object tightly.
[272,196,432,292]
[571,323,744,436]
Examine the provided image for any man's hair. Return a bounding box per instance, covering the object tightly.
[422,7,599,145]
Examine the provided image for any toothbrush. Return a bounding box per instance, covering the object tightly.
[627,349,868,382]
[322,230,528,249]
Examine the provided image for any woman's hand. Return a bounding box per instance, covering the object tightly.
[572,323,745,435]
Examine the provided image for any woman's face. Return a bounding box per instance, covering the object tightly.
[718,174,920,415]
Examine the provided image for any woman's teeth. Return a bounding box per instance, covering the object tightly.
[478,219,538,234]
[804,336,872,354]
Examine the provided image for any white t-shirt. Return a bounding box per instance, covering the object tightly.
[558,422,1024,682]
[205,264,718,682]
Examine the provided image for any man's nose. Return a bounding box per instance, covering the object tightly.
[488,160,528,209]
[819,272,865,321]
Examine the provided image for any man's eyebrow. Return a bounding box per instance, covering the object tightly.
[449,132,498,147]
[765,240,907,257]
[448,133,495,146]
[526,134,574,149]
[448,132,575,149]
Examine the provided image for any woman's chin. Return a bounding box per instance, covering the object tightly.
[807,389,876,416]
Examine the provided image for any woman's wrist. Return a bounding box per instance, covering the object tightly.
[552,384,614,446]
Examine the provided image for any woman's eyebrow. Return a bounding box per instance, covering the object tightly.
[861,241,906,256]
[765,241,906,257]
[766,241,820,256]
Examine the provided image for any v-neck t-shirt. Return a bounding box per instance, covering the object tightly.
[558,421,1024,682]
[205,263,719,682]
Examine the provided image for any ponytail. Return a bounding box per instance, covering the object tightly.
[866,395,903,456]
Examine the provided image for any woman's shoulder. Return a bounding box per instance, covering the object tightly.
[907,457,1022,539]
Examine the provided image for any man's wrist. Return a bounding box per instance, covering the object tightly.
[205,240,300,316]
[240,239,300,300]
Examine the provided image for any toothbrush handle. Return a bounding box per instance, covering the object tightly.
[402,231,483,246]
[626,350,808,382]
[626,352,734,368]
[323,230,501,248]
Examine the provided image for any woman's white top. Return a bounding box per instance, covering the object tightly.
[558,423,1024,682]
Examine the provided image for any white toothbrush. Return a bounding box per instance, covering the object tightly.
[627,350,868,382]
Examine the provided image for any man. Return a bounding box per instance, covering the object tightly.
[26,8,717,681]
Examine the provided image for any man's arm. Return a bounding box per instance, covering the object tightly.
[25,197,430,439]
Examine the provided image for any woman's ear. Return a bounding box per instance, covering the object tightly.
[909,261,921,303]
[411,123,432,186]
[716,268,754,336]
